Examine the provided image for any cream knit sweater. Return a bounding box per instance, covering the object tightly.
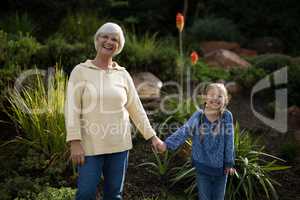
[65,60,156,155]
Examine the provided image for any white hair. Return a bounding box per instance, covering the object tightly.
[94,22,125,55]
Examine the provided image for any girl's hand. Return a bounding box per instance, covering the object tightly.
[224,167,236,175]
[158,142,167,153]
[70,140,85,166]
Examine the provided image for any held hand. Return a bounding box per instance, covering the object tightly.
[224,167,236,175]
[70,140,85,166]
[151,136,165,153]
[158,142,167,153]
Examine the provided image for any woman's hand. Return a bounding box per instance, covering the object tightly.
[70,140,85,165]
[224,167,236,175]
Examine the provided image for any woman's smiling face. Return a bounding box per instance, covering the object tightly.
[96,33,119,56]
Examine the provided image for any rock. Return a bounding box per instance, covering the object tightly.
[132,72,163,99]
[204,49,251,69]
[225,81,241,94]
[247,37,284,54]
[234,48,257,57]
[288,106,300,117]
[200,41,240,54]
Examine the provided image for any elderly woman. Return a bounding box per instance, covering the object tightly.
[65,22,163,200]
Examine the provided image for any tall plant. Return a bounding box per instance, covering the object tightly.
[4,64,67,162]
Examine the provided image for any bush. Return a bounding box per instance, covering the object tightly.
[7,33,42,68]
[151,45,179,81]
[231,67,267,90]
[57,12,106,43]
[192,61,231,82]
[118,33,178,81]
[5,64,68,159]
[119,32,159,69]
[13,187,76,200]
[1,176,42,200]
[188,17,242,42]
[248,54,292,73]
[0,66,21,109]
[0,30,9,66]
[33,37,92,72]
[240,56,299,106]
[0,144,70,200]
[33,187,76,200]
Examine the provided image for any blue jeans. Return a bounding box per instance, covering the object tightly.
[75,150,129,200]
[196,172,228,200]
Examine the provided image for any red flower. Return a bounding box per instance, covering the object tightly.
[191,51,199,65]
[176,12,184,32]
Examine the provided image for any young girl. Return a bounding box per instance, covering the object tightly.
[159,83,236,200]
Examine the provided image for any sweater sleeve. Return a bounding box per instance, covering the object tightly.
[65,66,85,142]
[125,71,156,140]
[224,110,235,168]
[165,111,199,150]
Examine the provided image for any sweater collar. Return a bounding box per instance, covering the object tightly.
[81,59,125,71]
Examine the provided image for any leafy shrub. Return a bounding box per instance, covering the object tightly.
[192,60,231,82]
[57,12,106,43]
[119,32,159,69]
[231,67,267,90]
[0,144,69,200]
[138,149,176,185]
[1,176,42,200]
[13,187,76,200]
[0,66,21,103]
[118,33,178,80]
[0,30,9,66]
[149,43,179,81]
[1,65,70,199]
[161,98,199,125]
[7,33,42,68]
[248,54,292,73]
[33,37,92,72]
[188,17,242,42]
[34,187,76,200]
[5,64,67,159]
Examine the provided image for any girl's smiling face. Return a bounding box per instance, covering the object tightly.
[96,33,119,56]
[205,87,226,111]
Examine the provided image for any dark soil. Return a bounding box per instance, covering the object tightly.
[124,138,163,200]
